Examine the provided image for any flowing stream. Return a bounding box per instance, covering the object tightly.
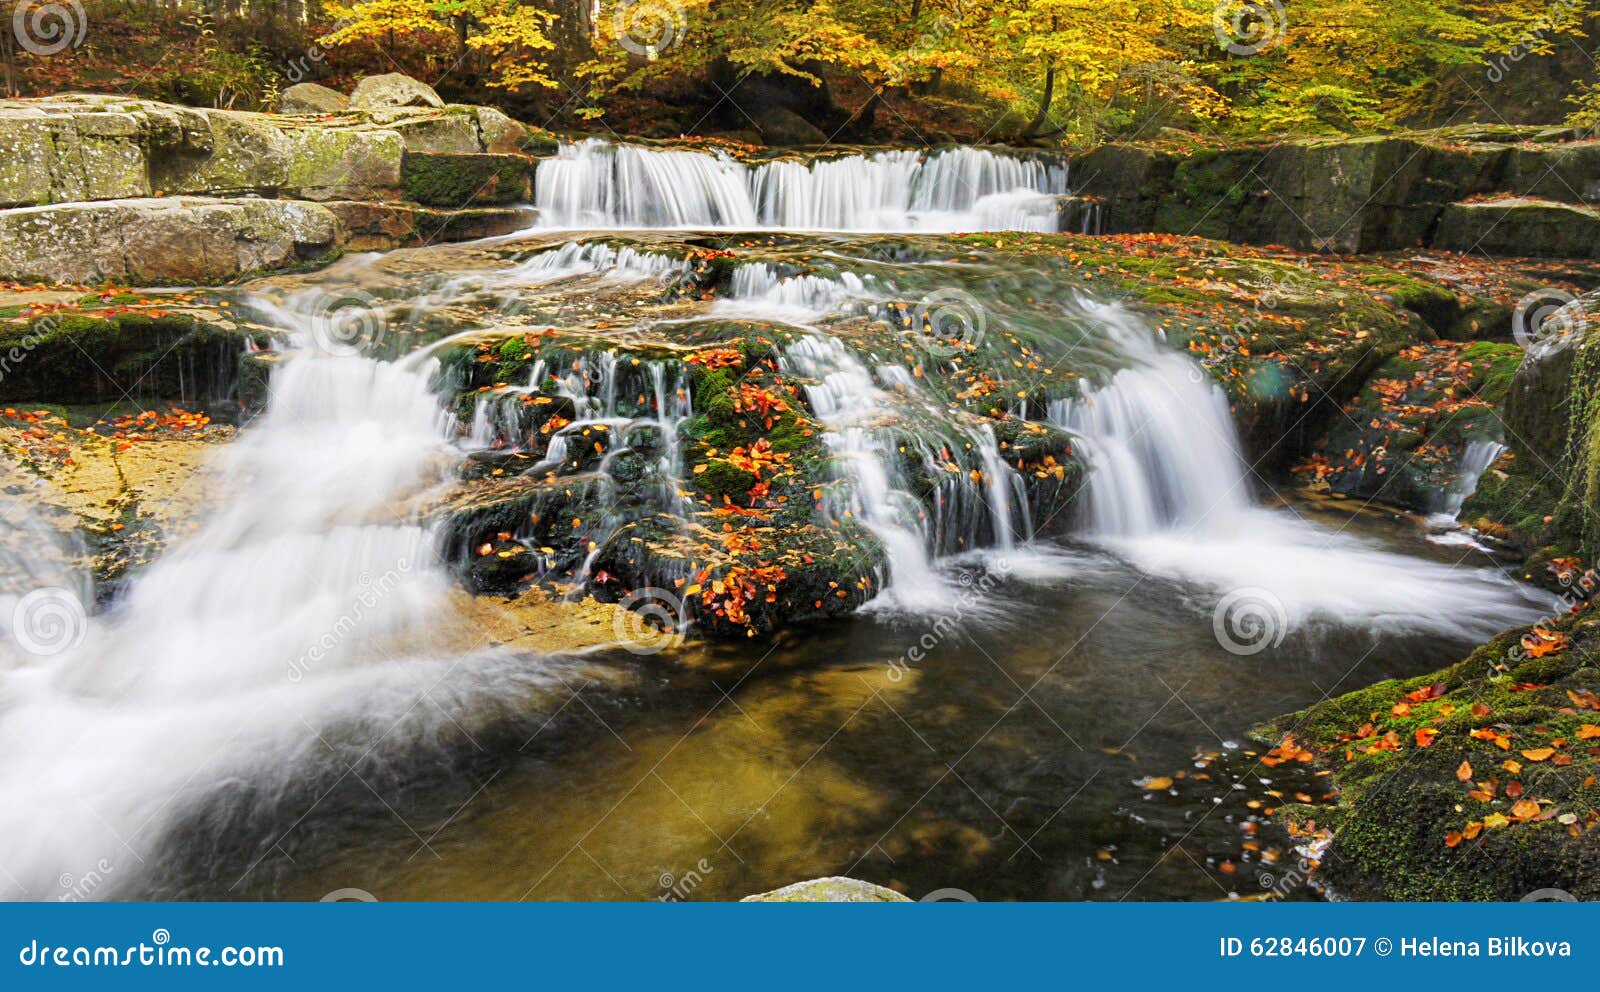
[0,143,1555,901]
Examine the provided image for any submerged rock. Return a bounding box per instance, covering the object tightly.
[742,877,911,902]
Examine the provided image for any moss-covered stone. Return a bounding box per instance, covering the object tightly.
[0,307,258,405]
[402,151,530,207]
[283,128,405,201]
[1260,613,1600,901]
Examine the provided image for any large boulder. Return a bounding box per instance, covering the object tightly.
[0,108,151,207]
[148,111,291,196]
[751,106,828,147]
[1434,198,1600,258]
[349,73,445,112]
[282,128,405,201]
[0,197,338,284]
[279,82,349,115]
[742,877,911,902]
[367,108,482,154]
[464,105,528,155]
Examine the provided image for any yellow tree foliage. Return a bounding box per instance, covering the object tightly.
[322,0,558,90]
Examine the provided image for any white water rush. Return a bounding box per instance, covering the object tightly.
[535,139,1068,232]
[1049,299,1551,641]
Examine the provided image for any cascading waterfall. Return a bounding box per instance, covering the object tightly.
[711,262,874,322]
[0,296,583,899]
[1048,299,1550,639]
[536,139,1067,232]
[464,346,696,589]
[782,336,949,609]
[781,333,1031,610]
[1440,439,1506,518]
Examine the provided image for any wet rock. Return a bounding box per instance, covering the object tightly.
[742,876,911,902]
[0,304,260,405]
[1068,127,1597,257]
[278,82,349,115]
[1297,341,1521,513]
[1261,618,1600,901]
[320,201,535,250]
[348,73,445,112]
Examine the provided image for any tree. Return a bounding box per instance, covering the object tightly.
[321,0,559,90]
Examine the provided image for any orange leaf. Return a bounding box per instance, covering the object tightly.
[1520,748,1556,762]
[1456,760,1473,782]
[1415,727,1439,747]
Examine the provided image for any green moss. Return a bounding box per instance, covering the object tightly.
[401,152,530,207]
[0,309,254,405]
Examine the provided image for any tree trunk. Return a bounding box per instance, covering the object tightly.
[1021,61,1057,139]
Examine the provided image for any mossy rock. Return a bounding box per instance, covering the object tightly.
[0,309,256,405]
[1261,614,1600,901]
[402,151,531,208]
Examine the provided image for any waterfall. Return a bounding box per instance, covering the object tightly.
[1048,299,1551,640]
[1048,308,1251,536]
[782,336,947,609]
[782,335,1029,610]
[536,139,1067,232]
[711,262,874,322]
[0,300,579,898]
[1440,439,1505,518]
